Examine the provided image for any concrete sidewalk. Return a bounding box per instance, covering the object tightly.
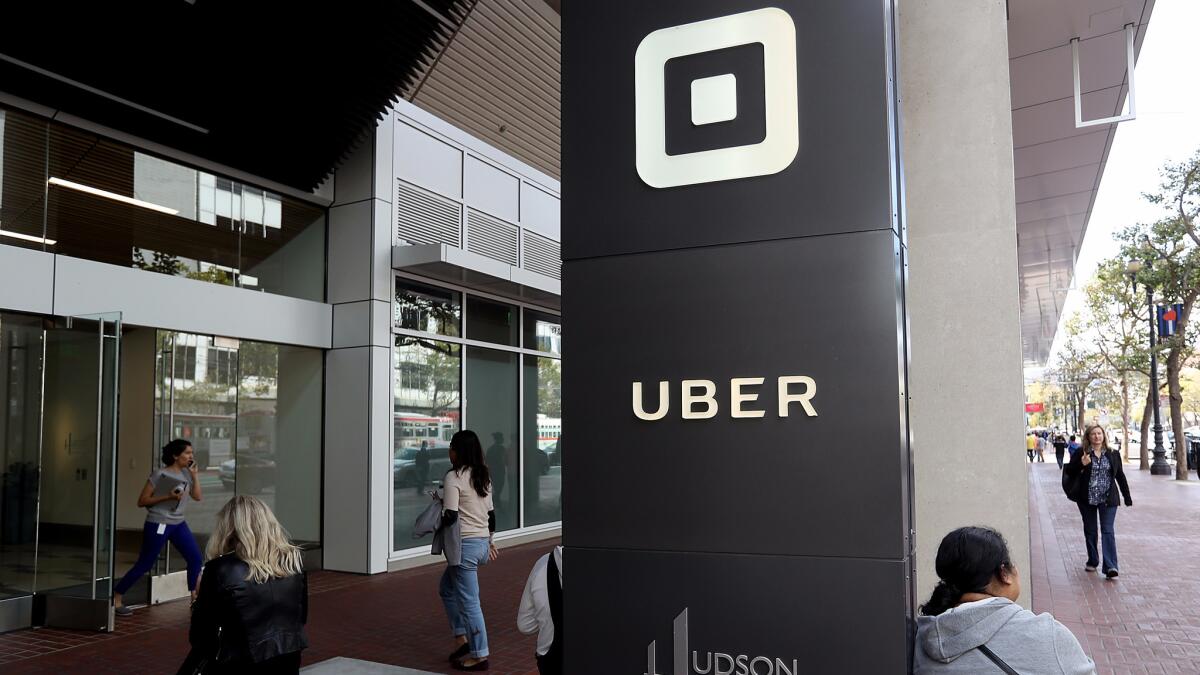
[1029,462,1200,674]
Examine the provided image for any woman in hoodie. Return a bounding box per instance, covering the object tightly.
[914,527,1095,674]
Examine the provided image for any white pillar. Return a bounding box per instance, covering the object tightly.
[900,0,1031,606]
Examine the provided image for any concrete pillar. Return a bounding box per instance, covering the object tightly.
[323,119,396,574]
[900,0,1030,606]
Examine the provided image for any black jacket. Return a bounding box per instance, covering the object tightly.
[1064,448,1132,507]
[188,554,308,670]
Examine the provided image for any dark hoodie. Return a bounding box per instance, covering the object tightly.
[913,597,1095,674]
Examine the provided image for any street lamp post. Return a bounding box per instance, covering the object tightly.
[1126,258,1172,475]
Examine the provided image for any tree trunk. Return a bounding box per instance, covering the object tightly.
[1121,377,1131,463]
[1076,388,1087,434]
[1167,347,1189,480]
[1140,389,1152,471]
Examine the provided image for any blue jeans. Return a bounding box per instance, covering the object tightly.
[113,520,203,594]
[1077,502,1119,573]
[439,537,491,659]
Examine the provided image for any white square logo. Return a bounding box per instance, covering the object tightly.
[635,7,799,189]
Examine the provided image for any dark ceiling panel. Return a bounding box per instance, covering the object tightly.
[0,0,476,192]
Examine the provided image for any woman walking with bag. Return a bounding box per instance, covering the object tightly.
[1063,424,1132,578]
[914,527,1095,674]
[179,495,308,674]
[440,430,498,671]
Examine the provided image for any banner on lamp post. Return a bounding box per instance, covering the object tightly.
[1158,303,1183,338]
[1025,402,1045,413]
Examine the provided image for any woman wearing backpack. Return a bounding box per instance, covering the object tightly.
[1063,425,1132,578]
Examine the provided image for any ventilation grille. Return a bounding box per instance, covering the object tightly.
[522,230,561,280]
[466,210,520,265]
[396,180,461,246]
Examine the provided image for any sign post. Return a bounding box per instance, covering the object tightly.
[564,1,913,672]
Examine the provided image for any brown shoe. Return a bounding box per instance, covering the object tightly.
[453,659,489,671]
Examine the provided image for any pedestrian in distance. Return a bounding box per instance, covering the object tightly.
[913,526,1095,674]
[440,430,499,671]
[1053,433,1069,470]
[415,440,432,495]
[1063,425,1132,578]
[1026,432,1037,463]
[517,545,563,675]
[177,495,308,674]
[113,439,203,616]
[1067,434,1081,458]
[1036,433,1047,463]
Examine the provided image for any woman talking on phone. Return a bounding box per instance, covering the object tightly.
[112,439,204,616]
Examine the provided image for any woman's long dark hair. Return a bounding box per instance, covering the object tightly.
[451,430,491,497]
[919,526,1014,616]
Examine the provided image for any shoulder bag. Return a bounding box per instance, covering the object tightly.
[978,644,1020,675]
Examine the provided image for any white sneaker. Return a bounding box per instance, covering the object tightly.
[1085,564,1097,572]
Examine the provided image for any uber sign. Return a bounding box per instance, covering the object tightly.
[563,1,913,673]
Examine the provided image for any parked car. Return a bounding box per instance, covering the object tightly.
[219,451,277,494]
[393,444,451,489]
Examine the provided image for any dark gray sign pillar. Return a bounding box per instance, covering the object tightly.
[563,1,913,672]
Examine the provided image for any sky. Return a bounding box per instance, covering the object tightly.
[1033,0,1200,379]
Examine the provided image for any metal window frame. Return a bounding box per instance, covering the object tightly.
[1072,23,1137,129]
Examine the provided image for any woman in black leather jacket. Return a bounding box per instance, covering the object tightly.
[179,496,308,674]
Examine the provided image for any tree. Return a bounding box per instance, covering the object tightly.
[1120,148,1200,479]
[1052,318,1102,433]
[1083,259,1151,462]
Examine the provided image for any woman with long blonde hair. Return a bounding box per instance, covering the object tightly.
[179,496,308,674]
[1063,425,1133,578]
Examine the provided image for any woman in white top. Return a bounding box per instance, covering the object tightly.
[440,429,498,672]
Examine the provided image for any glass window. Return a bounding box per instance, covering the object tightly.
[523,355,562,525]
[0,106,326,301]
[393,336,461,550]
[523,310,562,356]
[236,342,323,547]
[466,297,518,346]
[0,313,45,599]
[0,110,50,251]
[395,279,461,337]
[465,347,519,532]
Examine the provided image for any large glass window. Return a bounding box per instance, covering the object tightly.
[0,106,326,301]
[466,347,520,532]
[523,356,562,525]
[393,336,461,548]
[392,278,561,553]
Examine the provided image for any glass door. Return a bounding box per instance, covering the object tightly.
[151,331,239,599]
[33,313,121,631]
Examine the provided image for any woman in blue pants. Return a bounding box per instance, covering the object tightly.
[112,439,204,616]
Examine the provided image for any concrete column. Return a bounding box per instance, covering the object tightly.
[900,0,1030,606]
[323,118,396,574]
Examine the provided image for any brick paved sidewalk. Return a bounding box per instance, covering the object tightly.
[1029,462,1200,674]
[0,539,556,674]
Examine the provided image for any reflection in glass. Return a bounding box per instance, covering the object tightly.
[523,310,562,356]
[395,279,462,337]
[466,297,518,346]
[0,314,44,599]
[466,347,519,532]
[393,336,461,550]
[523,356,562,525]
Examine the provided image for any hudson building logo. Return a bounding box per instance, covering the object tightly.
[634,7,799,188]
[644,609,800,675]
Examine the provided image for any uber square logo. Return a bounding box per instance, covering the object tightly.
[635,7,799,189]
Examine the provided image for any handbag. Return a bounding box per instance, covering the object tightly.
[978,645,1020,674]
[1061,469,1081,502]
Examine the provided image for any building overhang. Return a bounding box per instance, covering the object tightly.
[393,244,560,310]
[0,0,476,193]
[1008,0,1156,366]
